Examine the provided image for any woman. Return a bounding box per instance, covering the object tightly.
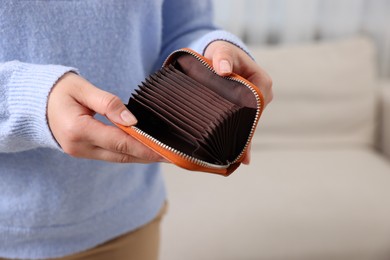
[0,0,272,259]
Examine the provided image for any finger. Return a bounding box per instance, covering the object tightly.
[91,147,162,164]
[63,137,167,163]
[226,53,273,108]
[69,76,137,126]
[85,87,136,126]
[247,68,273,106]
[242,143,252,165]
[209,43,235,76]
[204,41,273,108]
[81,117,166,162]
[65,141,156,163]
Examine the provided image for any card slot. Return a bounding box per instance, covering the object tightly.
[233,109,245,160]
[201,127,225,163]
[194,139,224,165]
[174,54,258,109]
[151,75,226,123]
[161,67,234,112]
[219,111,234,162]
[220,111,229,161]
[138,80,236,160]
[221,106,233,161]
[233,107,257,157]
[201,105,241,163]
[165,65,236,109]
[125,57,259,166]
[162,70,240,130]
[195,108,231,162]
[133,93,204,140]
[154,71,229,118]
[164,65,232,106]
[142,79,213,128]
[210,115,227,158]
[137,83,209,131]
[145,77,234,162]
[130,96,222,164]
[134,90,204,138]
[139,85,212,135]
[137,84,254,164]
[227,106,241,161]
[147,75,206,110]
[128,97,199,155]
[200,119,228,164]
[152,72,222,120]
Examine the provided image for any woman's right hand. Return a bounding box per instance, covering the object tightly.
[47,72,166,163]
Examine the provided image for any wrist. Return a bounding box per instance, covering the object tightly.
[7,61,78,151]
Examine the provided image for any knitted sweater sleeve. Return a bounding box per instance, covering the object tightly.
[156,0,251,68]
[0,61,76,153]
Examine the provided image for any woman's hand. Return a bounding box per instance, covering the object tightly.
[205,41,273,164]
[47,72,165,163]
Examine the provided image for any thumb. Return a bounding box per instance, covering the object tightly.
[74,80,137,126]
[206,42,235,77]
[103,95,137,126]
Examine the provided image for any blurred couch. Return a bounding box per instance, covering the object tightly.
[160,36,390,260]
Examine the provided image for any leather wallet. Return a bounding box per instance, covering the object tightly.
[114,48,264,176]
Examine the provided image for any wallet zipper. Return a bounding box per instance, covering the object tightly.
[131,49,262,169]
[132,126,229,169]
[229,76,261,164]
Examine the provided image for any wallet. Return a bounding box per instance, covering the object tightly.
[114,48,264,176]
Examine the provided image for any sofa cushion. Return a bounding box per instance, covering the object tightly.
[379,81,390,159]
[249,37,378,148]
[161,149,390,260]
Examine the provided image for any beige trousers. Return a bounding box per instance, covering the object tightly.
[1,203,167,260]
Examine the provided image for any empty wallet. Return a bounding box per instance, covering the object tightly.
[114,48,264,176]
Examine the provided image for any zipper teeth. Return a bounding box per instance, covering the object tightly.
[137,48,262,169]
[170,49,262,164]
[228,77,262,164]
[132,126,229,169]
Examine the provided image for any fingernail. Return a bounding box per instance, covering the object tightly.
[220,60,232,74]
[120,110,137,125]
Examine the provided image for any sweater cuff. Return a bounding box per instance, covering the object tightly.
[7,61,77,151]
[189,29,253,59]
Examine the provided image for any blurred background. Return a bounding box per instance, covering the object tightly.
[161,1,390,260]
[213,0,389,78]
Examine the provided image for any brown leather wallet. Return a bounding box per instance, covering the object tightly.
[114,48,264,176]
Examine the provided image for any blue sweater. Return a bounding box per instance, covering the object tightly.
[0,0,248,259]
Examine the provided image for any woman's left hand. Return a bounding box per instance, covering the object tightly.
[204,41,273,164]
